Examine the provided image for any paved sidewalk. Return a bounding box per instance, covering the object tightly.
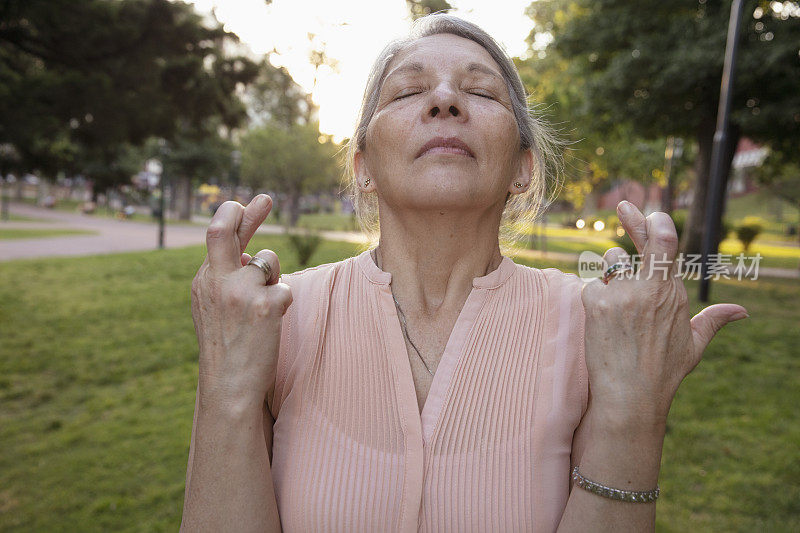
[1,202,797,279]
[0,202,368,262]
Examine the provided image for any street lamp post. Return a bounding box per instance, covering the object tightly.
[158,166,166,249]
[156,139,170,249]
[0,176,9,221]
[0,143,16,221]
[699,0,744,303]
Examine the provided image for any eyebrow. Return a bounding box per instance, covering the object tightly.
[466,62,502,80]
[384,61,502,83]
[384,61,425,83]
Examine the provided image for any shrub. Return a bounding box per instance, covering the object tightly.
[671,211,686,242]
[735,216,765,252]
[613,233,639,256]
[667,211,731,244]
[287,231,322,267]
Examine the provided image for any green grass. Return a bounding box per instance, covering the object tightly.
[725,189,799,230]
[656,276,800,531]
[539,190,800,266]
[18,196,84,212]
[1,213,51,222]
[517,229,800,270]
[16,197,201,226]
[545,189,800,243]
[0,238,797,531]
[294,212,360,232]
[719,238,800,270]
[0,228,97,240]
[108,212,200,226]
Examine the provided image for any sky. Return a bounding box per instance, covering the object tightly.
[185,0,537,141]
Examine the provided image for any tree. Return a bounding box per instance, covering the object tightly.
[754,149,800,247]
[246,59,309,128]
[526,0,800,254]
[406,0,453,19]
[240,122,341,226]
[516,51,669,214]
[0,0,257,200]
[160,125,235,220]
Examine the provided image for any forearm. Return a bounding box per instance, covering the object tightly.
[557,405,666,532]
[180,393,281,533]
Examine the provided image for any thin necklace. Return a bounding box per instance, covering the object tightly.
[373,247,495,377]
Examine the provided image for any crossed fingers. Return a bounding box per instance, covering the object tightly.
[204,195,272,274]
[615,201,679,282]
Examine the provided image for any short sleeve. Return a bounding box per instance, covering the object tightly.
[271,274,297,418]
[271,262,338,418]
[539,268,589,485]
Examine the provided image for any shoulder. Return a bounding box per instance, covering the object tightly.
[508,260,585,303]
[278,254,362,320]
[539,267,585,300]
[280,255,355,293]
[281,256,351,282]
[510,263,589,420]
[273,255,359,413]
[500,260,587,340]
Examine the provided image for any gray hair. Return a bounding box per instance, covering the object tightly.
[343,13,562,251]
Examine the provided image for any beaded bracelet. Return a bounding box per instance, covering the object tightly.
[571,466,660,503]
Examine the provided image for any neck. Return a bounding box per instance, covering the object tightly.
[373,204,504,317]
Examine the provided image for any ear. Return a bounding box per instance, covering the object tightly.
[353,150,375,193]
[507,148,534,195]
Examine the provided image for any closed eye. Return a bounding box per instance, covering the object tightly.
[467,89,495,100]
[394,89,423,100]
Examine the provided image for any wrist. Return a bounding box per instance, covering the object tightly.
[197,380,266,421]
[584,401,669,439]
[576,406,667,492]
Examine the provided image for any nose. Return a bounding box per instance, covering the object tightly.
[425,81,467,121]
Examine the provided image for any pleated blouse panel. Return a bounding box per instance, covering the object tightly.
[270,250,588,532]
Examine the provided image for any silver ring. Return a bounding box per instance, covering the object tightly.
[602,262,633,284]
[246,255,272,284]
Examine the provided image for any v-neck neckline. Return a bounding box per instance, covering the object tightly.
[356,249,516,444]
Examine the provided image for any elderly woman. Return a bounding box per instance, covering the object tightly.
[180,14,747,532]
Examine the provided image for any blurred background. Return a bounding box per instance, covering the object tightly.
[0,1,798,531]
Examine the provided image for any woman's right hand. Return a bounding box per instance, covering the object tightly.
[190,195,293,412]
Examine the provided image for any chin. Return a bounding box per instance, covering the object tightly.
[400,185,488,211]
[416,167,479,186]
[382,168,500,210]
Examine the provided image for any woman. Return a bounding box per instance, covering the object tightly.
[180,14,747,532]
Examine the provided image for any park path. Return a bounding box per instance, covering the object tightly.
[0,202,369,262]
[1,202,797,279]
[0,202,579,264]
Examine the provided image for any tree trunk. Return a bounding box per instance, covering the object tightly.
[1,178,9,221]
[176,175,192,221]
[680,119,741,256]
[661,175,673,214]
[661,137,674,214]
[287,189,301,226]
[37,179,48,205]
[168,179,177,218]
[796,201,800,267]
[584,187,598,214]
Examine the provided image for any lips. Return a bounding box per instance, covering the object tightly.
[416,136,475,159]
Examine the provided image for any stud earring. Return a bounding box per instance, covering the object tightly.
[364,178,370,187]
[515,182,523,188]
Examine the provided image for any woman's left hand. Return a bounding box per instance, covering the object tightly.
[580,201,749,428]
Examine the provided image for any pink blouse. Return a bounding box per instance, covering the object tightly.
[271,249,589,532]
